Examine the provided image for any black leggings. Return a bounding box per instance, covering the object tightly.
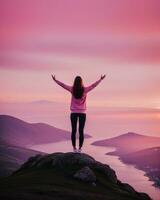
[70,112,86,148]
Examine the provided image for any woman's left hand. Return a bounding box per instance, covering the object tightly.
[51,74,56,81]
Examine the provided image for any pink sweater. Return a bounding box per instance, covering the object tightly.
[54,78,102,113]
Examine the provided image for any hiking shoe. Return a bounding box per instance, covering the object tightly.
[77,148,82,153]
[73,147,77,153]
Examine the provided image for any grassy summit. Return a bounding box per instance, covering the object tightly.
[0,152,151,200]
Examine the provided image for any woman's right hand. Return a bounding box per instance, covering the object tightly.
[101,74,106,80]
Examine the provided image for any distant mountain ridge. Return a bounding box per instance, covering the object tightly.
[121,146,160,168]
[0,114,91,147]
[91,132,160,155]
[121,147,160,188]
[92,132,160,188]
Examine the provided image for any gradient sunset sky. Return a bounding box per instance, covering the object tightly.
[0,0,160,108]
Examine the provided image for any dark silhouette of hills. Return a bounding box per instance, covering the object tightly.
[0,114,91,147]
[91,132,160,155]
[0,152,151,200]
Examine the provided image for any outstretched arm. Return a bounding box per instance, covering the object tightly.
[85,74,106,93]
[51,75,72,92]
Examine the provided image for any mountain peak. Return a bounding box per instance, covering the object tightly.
[125,132,141,137]
[126,132,137,135]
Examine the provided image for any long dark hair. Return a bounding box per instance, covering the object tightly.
[72,76,84,99]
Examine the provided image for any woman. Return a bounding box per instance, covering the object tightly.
[51,74,106,153]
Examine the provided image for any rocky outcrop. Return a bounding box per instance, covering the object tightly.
[73,166,96,183]
[16,152,118,184]
[12,152,151,200]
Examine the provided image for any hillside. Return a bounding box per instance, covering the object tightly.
[121,147,160,187]
[92,133,160,188]
[91,132,160,155]
[0,143,47,177]
[0,152,151,200]
[0,115,91,147]
[0,114,91,177]
[121,147,160,168]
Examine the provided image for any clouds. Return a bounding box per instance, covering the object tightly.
[1,0,160,33]
[0,0,160,107]
[1,0,160,70]
[1,33,160,71]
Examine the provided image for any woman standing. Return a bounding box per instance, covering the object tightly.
[51,74,106,153]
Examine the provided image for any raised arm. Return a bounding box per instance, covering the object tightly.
[51,75,72,92]
[85,75,106,93]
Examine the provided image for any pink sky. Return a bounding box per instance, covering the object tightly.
[0,0,160,108]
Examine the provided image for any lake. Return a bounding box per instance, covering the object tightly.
[30,136,160,200]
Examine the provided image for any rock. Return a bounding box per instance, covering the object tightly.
[91,182,97,186]
[19,154,43,169]
[15,152,118,184]
[92,161,117,183]
[73,166,96,182]
[51,152,96,168]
